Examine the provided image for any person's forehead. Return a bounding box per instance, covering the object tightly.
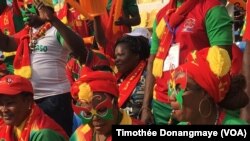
[0,94,21,101]
[79,93,112,107]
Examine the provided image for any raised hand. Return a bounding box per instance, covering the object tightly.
[33,0,55,22]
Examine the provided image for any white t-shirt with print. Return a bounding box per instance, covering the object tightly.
[30,26,70,100]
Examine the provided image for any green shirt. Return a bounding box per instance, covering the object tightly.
[150,4,233,54]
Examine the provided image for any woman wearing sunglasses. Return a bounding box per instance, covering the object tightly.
[70,68,142,141]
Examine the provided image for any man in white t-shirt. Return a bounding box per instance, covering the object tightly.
[0,0,88,136]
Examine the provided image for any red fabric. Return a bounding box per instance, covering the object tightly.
[178,48,231,103]
[12,0,21,16]
[66,49,113,86]
[13,27,30,67]
[154,0,221,103]
[71,69,119,100]
[154,0,199,64]
[117,61,146,107]
[0,61,7,73]
[67,8,89,38]
[0,104,68,141]
[0,7,16,35]
[243,0,250,40]
[0,74,33,95]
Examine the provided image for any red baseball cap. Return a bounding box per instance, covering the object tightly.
[0,75,33,95]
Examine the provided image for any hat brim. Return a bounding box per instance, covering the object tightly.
[0,88,23,96]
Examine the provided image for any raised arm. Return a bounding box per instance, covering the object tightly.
[33,0,87,64]
[114,0,141,27]
[93,16,107,48]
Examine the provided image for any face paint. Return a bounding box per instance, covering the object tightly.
[168,71,187,109]
[72,94,114,124]
[20,4,37,22]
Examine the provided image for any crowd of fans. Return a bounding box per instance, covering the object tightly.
[0,0,249,141]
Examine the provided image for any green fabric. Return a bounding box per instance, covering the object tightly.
[225,110,241,118]
[152,99,175,125]
[69,131,77,141]
[106,0,139,17]
[205,5,233,46]
[176,0,182,7]
[30,129,67,141]
[3,55,14,74]
[150,3,233,55]
[13,14,24,32]
[56,31,64,46]
[150,21,159,55]
[222,113,248,125]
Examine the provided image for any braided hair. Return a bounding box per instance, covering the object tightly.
[114,35,150,60]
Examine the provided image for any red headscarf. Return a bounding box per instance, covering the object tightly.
[71,68,119,101]
[178,47,231,103]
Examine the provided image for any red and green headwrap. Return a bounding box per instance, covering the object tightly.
[71,68,119,102]
[177,46,231,103]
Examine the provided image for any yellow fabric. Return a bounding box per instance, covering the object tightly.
[206,46,231,77]
[138,11,148,27]
[3,51,16,58]
[78,83,93,102]
[155,18,166,39]
[147,9,158,28]
[81,124,91,134]
[14,66,31,79]
[152,58,164,78]
[60,17,68,24]
[190,50,197,61]
[14,119,27,139]
[120,110,132,125]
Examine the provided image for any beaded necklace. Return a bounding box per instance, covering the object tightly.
[29,22,52,51]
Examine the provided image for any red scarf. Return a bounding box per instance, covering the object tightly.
[13,26,31,79]
[0,7,16,35]
[152,0,199,78]
[0,104,68,141]
[13,23,52,79]
[117,61,146,107]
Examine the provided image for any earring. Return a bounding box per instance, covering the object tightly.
[198,97,212,118]
[168,110,175,125]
